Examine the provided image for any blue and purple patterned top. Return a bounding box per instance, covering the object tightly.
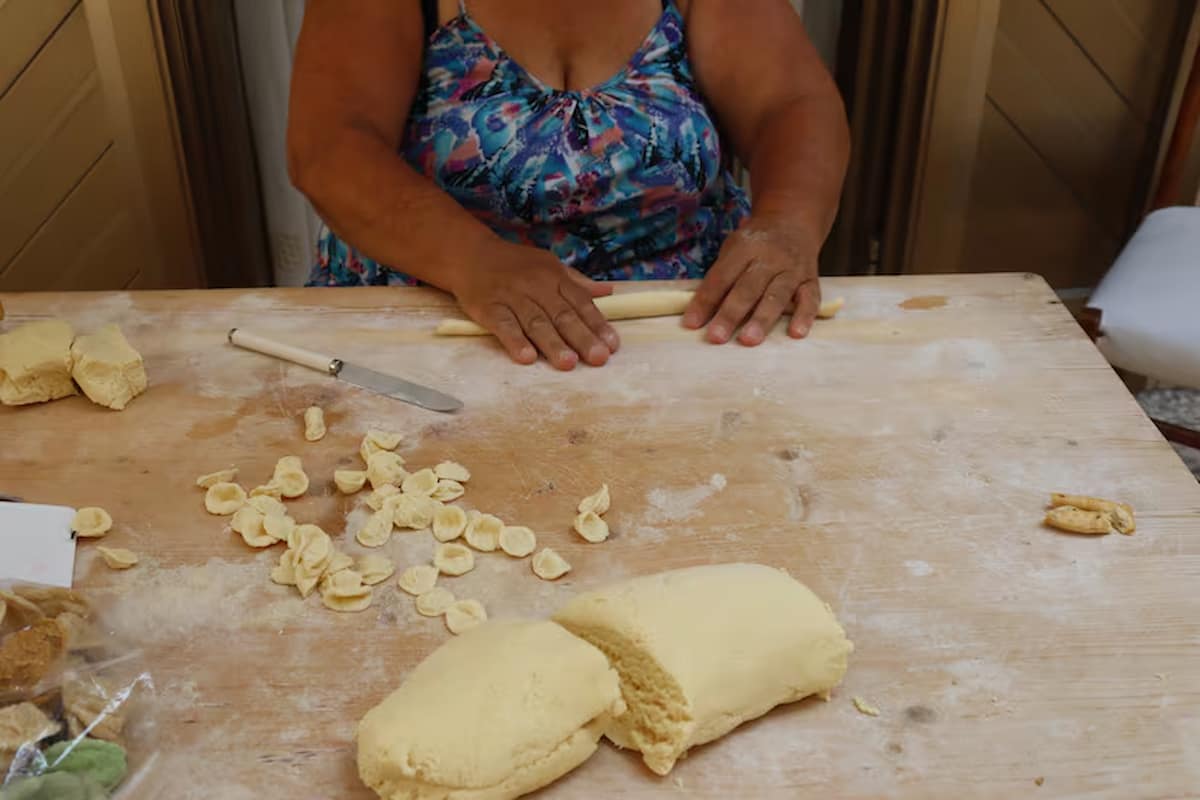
[308,0,749,286]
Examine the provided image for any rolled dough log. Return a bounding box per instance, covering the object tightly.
[435,290,696,336]
[357,620,625,800]
[552,562,853,776]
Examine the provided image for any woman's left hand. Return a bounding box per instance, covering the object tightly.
[682,218,821,346]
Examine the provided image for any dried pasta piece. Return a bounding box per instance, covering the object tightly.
[358,554,395,585]
[0,618,63,692]
[204,483,246,515]
[320,569,373,612]
[367,451,408,490]
[573,510,610,543]
[401,468,439,496]
[398,565,439,596]
[433,543,475,576]
[195,467,237,489]
[499,526,537,558]
[356,510,395,548]
[247,494,287,517]
[464,513,503,552]
[262,514,295,542]
[97,546,138,569]
[577,484,610,515]
[335,469,368,494]
[532,548,571,580]
[432,505,468,542]
[444,599,487,635]
[1049,492,1135,534]
[415,587,455,617]
[72,507,113,538]
[389,493,437,530]
[7,586,89,619]
[249,482,283,500]
[1044,506,1113,535]
[303,405,326,442]
[63,675,128,742]
[0,703,61,760]
[366,484,401,511]
[231,507,275,548]
[430,479,465,502]
[434,461,471,482]
[816,296,846,319]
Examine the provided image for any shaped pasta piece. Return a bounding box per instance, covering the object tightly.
[367,451,408,490]
[358,554,396,585]
[320,569,372,612]
[573,511,609,543]
[398,565,439,596]
[430,479,465,502]
[335,469,368,494]
[357,510,395,548]
[72,507,113,538]
[499,526,537,558]
[445,599,487,635]
[532,548,571,580]
[366,484,401,511]
[231,507,275,548]
[204,483,246,515]
[415,587,455,617]
[97,546,138,570]
[464,513,503,552]
[432,505,468,542]
[195,467,237,489]
[433,543,474,576]
[247,495,287,517]
[401,468,439,496]
[389,493,437,530]
[577,484,610,515]
[303,406,326,442]
[433,461,471,482]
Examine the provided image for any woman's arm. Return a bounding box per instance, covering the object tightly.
[288,1,617,369]
[681,0,850,345]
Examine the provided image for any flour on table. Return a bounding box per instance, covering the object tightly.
[904,560,933,577]
[643,474,727,524]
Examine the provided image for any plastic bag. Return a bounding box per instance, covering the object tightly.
[0,583,156,799]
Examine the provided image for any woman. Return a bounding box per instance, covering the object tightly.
[288,0,848,370]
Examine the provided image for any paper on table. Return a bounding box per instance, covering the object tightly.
[0,503,77,588]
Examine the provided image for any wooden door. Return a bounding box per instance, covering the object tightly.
[0,0,201,291]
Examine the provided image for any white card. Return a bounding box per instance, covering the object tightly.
[0,503,77,588]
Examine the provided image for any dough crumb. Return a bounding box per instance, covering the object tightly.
[1048,492,1135,534]
[464,513,503,551]
[573,510,609,543]
[303,406,326,442]
[432,505,468,542]
[70,324,148,410]
[415,587,455,616]
[72,507,113,538]
[499,526,537,558]
[195,467,238,489]
[1035,777,1044,787]
[852,696,880,717]
[97,546,138,569]
[204,482,247,515]
[816,296,845,319]
[577,484,610,515]
[445,599,487,634]
[398,564,439,596]
[0,319,76,405]
[434,461,471,482]
[433,543,475,576]
[531,548,571,580]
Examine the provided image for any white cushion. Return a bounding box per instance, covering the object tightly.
[1088,206,1200,389]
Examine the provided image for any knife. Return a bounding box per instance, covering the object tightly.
[228,328,463,413]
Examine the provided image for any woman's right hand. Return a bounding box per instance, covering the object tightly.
[448,244,620,370]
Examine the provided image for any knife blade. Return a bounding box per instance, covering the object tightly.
[228,328,463,413]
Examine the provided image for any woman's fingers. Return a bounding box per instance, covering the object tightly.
[738,272,799,346]
[560,281,620,353]
[788,278,821,338]
[706,258,777,344]
[565,267,614,299]
[512,298,579,370]
[682,239,747,329]
[479,303,536,364]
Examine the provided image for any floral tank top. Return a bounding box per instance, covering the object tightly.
[307,0,749,286]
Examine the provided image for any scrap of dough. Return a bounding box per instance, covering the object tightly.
[578,484,610,515]
[573,511,609,543]
[465,513,504,551]
[402,468,439,496]
[434,461,471,482]
[1049,492,1135,534]
[433,543,475,576]
[415,587,456,616]
[69,324,148,410]
[357,510,395,548]
[433,505,469,542]
[852,696,880,717]
[816,297,846,319]
[435,290,696,335]
[499,526,537,558]
[367,451,408,490]
[361,429,403,463]
[205,482,247,515]
[552,562,854,776]
[231,507,275,548]
[431,479,465,502]
[335,469,368,494]
[445,599,487,634]
[389,493,437,530]
[303,406,327,442]
[195,467,238,489]
[0,319,76,405]
[532,548,571,581]
[272,455,310,498]
[247,494,287,517]
[366,484,401,510]
[398,564,439,596]
[1044,505,1113,535]
[358,554,396,585]
[321,569,373,612]
[357,620,625,800]
[72,507,113,538]
[96,546,138,570]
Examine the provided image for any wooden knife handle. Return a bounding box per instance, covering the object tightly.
[228,328,337,374]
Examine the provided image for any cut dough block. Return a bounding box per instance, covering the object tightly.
[0,319,76,405]
[357,620,625,800]
[435,290,696,336]
[69,324,147,410]
[552,563,853,776]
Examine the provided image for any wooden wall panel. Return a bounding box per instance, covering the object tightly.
[0,0,76,96]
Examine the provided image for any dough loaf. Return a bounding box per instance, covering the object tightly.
[357,620,625,800]
[69,324,147,410]
[552,562,853,775]
[0,319,76,405]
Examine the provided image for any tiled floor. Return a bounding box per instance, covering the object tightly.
[1138,388,1200,478]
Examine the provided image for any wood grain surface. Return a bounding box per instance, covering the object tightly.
[1,274,1198,799]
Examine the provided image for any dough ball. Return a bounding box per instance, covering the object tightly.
[433,543,474,577]
[231,507,275,548]
[334,469,368,494]
[72,507,113,539]
[262,513,295,542]
[431,479,465,502]
[247,494,287,517]
[366,484,401,511]
[357,620,624,800]
[433,461,471,482]
[573,511,609,543]
[432,505,468,542]
[401,468,439,496]
[415,587,456,616]
[0,319,76,406]
[577,484,610,515]
[195,467,238,489]
[398,565,439,596]
[367,451,408,490]
[499,526,537,558]
[389,493,437,530]
[96,546,138,570]
[357,554,395,585]
[444,599,487,635]
[321,569,372,612]
[356,510,395,548]
[531,548,571,581]
[303,405,326,442]
[464,513,503,552]
[552,563,853,776]
[204,482,246,515]
[69,324,147,410]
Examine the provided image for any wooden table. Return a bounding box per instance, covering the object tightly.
[2,274,1198,799]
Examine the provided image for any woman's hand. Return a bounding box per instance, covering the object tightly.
[448,243,621,370]
[682,219,821,346]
